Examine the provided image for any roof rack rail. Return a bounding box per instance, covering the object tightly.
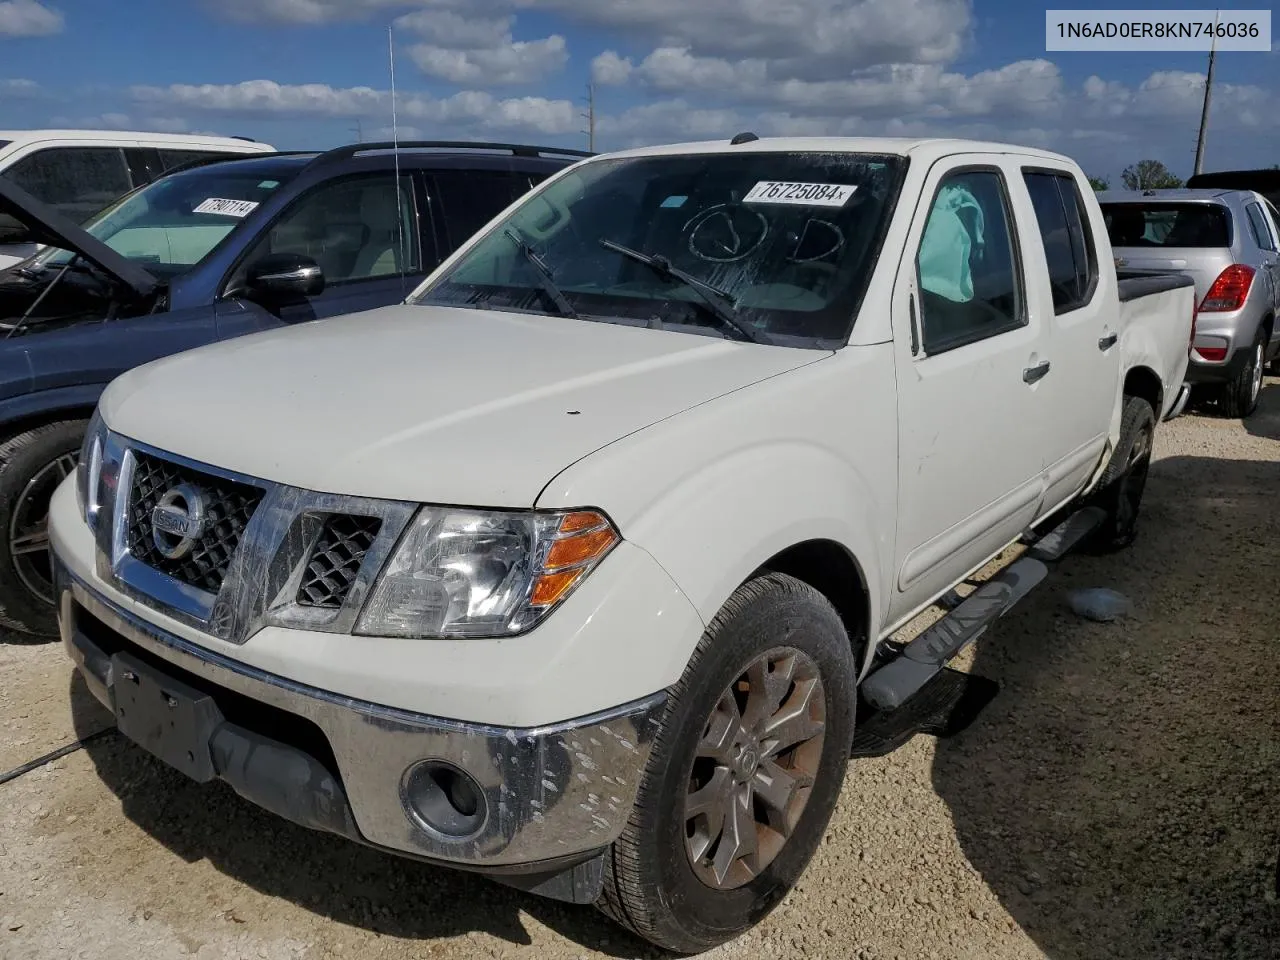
[230,135,257,142]
[306,140,594,171]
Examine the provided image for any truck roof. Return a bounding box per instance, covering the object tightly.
[597,135,1078,167]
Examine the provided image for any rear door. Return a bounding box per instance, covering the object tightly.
[1019,165,1116,511]
[428,168,548,251]
[214,171,435,338]
[1244,201,1280,323]
[889,155,1051,621]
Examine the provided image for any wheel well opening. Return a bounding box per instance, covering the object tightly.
[1123,366,1162,415]
[759,540,871,663]
[0,407,96,444]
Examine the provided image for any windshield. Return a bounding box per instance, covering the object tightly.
[1101,202,1233,249]
[414,151,907,346]
[29,164,299,277]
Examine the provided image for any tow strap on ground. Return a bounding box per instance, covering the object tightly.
[0,728,115,786]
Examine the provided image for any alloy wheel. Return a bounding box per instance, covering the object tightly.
[8,452,78,605]
[684,647,827,890]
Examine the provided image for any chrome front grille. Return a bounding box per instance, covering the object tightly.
[91,431,419,644]
[297,514,383,609]
[126,452,264,594]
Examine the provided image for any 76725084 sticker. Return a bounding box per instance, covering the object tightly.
[742,181,858,207]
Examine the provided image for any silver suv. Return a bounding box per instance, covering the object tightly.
[1099,188,1280,418]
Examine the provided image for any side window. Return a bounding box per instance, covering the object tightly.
[916,169,1023,355]
[2,147,133,223]
[159,149,226,172]
[1023,171,1099,313]
[432,170,543,250]
[1245,203,1277,252]
[240,175,421,285]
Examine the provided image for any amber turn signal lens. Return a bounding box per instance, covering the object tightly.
[546,527,617,570]
[530,569,582,607]
[558,511,605,534]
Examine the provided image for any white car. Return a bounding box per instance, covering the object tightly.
[0,130,275,268]
[50,136,1194,953]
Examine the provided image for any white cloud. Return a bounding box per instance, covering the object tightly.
[0,0,63,36]
[395,10,567,86]
[1,77,40,96]
[591,50,632,86]
[130,80,578,136]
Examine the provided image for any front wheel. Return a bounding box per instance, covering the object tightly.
[1086,396,1155,554]
[0,420,87,636]
[597,573,856,954]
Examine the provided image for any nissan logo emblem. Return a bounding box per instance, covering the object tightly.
[150,483,209,560]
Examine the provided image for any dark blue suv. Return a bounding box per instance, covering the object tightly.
[0,140,588,634]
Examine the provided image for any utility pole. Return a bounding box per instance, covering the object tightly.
[349,119,363,142]
[1193,13,1219,175]
[580,82,595,152]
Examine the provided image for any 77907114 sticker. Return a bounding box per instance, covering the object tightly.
[742,181,858,207]
[193,198,259,218]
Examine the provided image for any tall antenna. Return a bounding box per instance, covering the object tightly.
[389,24,407,298]
[1193,10,1219,176]
[580,82,596,152]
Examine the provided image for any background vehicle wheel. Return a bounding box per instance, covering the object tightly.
[0,420,86,637]
[1086,397,1155,554]
[597,572,856,954]
[1219,333,1265,419]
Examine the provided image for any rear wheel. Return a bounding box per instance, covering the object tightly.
[1219,333,1265,419]
[597,573,856,954]
[1087,396,1155,554]
[0,420,86,636]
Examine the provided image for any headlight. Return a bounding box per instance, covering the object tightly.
[355,507,619,639]
[76,408,106,531]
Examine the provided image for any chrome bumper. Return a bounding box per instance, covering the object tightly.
[57,565,664,879]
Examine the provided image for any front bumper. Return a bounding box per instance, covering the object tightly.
[55,563,664,894]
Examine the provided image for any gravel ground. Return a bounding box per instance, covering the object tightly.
[1,379,1278,960]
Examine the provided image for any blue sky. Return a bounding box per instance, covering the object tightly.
[1,0,1275,182]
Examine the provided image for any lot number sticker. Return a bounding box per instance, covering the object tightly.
[193,198,260,218]
[743,181,857,207]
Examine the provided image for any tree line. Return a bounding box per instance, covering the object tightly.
[1089,160,1280,192]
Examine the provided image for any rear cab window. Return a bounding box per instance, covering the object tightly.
[1100,202,1232,249]
[1022,169,1099,314]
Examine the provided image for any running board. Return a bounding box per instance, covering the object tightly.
[860,505,1101,714]
[861,557,1047,711]
[850,668,999,759]
[1025,505,1106,562]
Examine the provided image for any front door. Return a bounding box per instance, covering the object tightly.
[888,156,1050,625]
[215,172,432,339]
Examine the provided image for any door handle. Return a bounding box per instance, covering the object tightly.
[1098,333,1118,350]
[1023,360,1051,384]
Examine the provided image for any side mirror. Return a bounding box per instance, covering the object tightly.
[0,213,34,245]
[245,253,325,300]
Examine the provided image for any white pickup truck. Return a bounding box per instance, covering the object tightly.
[50,136,1195,953]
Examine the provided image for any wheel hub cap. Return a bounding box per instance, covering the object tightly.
[683,647,827,891]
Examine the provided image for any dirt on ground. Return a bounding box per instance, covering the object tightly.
[1,381,1278,960]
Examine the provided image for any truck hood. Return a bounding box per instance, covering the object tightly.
[0,178,157,300]
[101,305,826,505]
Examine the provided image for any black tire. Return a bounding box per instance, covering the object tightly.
[0,420,87,636]
[597,572,856,954]
[1086,397,1155,554]
[1219,332,1265,419]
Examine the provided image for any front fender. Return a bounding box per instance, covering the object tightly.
[538,347,897,680]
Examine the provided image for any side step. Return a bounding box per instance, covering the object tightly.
[861,556,1047,711]
[859,505,1104,714]
[850,668,999,759]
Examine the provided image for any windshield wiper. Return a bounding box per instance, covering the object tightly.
[597,238,765,345]
[503,229,577,319]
